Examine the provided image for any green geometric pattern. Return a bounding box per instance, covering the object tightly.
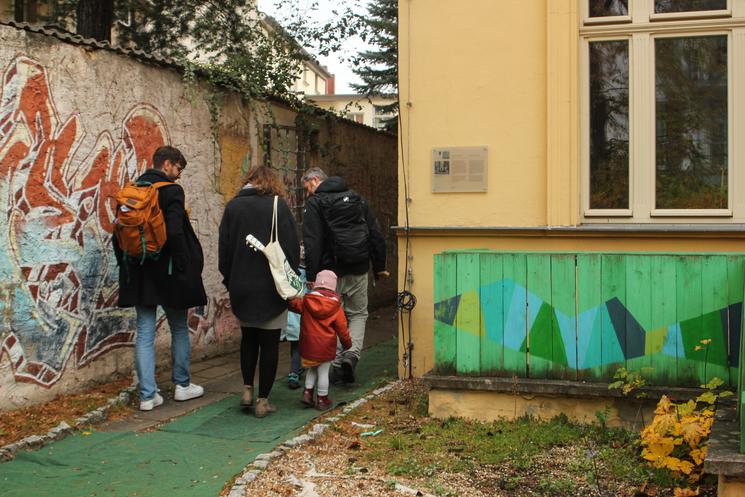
[433,251,745,387]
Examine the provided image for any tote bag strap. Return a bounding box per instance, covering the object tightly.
[269,195,279,243]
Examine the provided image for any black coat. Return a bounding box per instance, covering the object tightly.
[113,169,207,309]
[303,176,386,282]
[218,188,300,324]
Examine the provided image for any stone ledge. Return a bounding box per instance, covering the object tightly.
[423,373,701,400]
[704,405,745,477]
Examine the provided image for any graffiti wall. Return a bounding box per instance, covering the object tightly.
[0,26,237,408]
[0,24,398,409]
[434,251,744,387]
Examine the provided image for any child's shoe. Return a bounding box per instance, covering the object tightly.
[301,388,314,407]
[316,395,332,411]
[288,372,301,389]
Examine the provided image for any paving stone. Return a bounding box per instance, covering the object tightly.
[2,442,21,454]
[20,435,44,448]
[252,459,269,469]
[227,486,245,497]
[242,471,260,482]
[192,365,237,380]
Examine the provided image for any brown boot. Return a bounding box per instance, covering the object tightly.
[316,395,332,411]
[240,386,253,407]
[301,388,314,407]
[254,397,276,418]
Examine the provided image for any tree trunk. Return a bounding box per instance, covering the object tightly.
[76,0,114,42]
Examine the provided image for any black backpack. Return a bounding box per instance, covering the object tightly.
[318,190,370,265]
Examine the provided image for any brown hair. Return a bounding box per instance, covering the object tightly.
[153,146,186,169]
[243,166,286,197]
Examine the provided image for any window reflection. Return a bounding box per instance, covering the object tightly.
[655,36,728,209]
[589,0,629,17]
[589,40,629,210]
[654,0,727,13]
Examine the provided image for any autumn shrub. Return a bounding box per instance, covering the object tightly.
[640,377,732,483]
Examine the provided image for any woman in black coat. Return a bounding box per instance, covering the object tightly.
[218,166,300,417]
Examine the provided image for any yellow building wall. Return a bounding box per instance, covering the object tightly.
[397,0,745,379]
[397,0,583,377]
[399,0,549,229]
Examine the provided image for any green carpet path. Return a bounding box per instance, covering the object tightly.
[0,340,397,497]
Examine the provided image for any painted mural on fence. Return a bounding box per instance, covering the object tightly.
[0,55,230,388]
[434,253,743,385]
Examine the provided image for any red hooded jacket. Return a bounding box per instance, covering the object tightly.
[289,289,352,363]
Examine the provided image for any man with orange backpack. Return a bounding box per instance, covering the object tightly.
[113,146,207,411]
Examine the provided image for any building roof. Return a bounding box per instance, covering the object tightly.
[260,15,333,79]
[309,93,397,102]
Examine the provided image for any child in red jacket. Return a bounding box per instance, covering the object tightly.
[288,270,352,410]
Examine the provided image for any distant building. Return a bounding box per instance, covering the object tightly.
[0,1,334,97]
[309,93,397,130]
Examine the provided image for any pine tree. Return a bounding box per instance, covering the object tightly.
[351,0,398,133]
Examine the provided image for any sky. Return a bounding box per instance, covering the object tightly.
[257,0,369,94]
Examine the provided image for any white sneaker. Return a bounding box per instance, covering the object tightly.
[174,383,204,401]
[139,392,164,411]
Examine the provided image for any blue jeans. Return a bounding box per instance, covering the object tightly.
[135,305,191,401]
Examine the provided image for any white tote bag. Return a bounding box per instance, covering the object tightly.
[245,196,303,299]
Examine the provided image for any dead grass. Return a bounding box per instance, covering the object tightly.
[0,377,135,446]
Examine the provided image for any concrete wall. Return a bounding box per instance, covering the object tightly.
[0,24,397,409]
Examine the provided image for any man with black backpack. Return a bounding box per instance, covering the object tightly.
[113,146,207,411]
[301,167,388,384]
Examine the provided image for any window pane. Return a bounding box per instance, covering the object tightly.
[589,40,629,210]
[654,0,727,13]
[655,36,728,210]
[589,0,628,17]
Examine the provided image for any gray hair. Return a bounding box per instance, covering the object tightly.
[301,167,328,183]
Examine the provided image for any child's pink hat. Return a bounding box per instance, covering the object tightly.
[314,270,338,292]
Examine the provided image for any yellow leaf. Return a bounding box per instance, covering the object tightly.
[694,345,702,351]
[696,392,716,405]
[702,377,724,390]
[690,447,707,465]
[700,339,712,345]
[655,396,672,415]
[674,487,700,497]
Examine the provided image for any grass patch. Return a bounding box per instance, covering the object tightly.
[351,380,715,496]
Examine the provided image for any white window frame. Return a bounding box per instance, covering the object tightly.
[580,0,745,223]
[582,0,632,25]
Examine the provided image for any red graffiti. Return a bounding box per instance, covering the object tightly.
[0,56,171,387]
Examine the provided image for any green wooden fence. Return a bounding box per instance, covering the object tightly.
[434,251,744,388]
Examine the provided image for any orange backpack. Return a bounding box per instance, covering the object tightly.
[114,181,171,263]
